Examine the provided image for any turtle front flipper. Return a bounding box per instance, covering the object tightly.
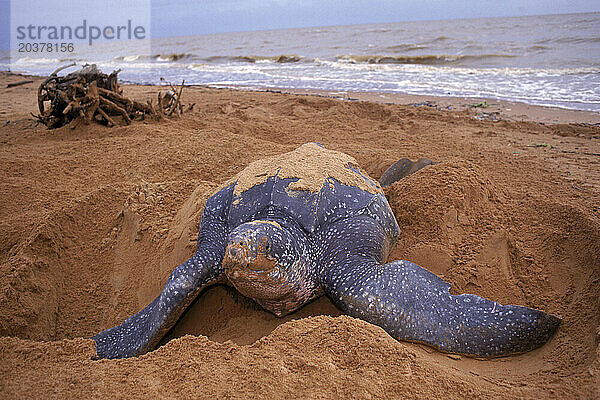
[318,216,561,357]
[92,185,233,359]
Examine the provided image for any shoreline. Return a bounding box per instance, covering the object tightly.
[3,71,599,125]
[215,85,600,125]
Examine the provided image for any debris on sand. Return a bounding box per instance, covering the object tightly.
[35,64,192,129]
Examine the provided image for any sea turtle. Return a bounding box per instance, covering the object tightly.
[93,143,560,359]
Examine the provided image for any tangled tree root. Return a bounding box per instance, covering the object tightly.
[35,64,193,129]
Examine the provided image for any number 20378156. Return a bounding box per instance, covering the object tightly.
[18,43,74,53]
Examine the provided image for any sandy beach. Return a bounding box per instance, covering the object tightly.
[0,71,599,398]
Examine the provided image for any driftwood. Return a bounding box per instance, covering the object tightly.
[157,79,195,117]
[35,64,190,129]
[7,80,34,88]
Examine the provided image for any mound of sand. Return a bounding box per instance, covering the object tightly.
[226,141,380,195]
[0,73,599,398]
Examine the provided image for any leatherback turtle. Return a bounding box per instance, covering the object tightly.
[93,143,560,359]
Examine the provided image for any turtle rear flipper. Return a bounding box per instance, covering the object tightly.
[318,216,561,357]
[92,185,233,359]
[379,158,436,187]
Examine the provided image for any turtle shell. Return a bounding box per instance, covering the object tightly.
[225,143,399,240]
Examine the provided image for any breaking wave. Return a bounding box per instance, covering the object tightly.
[110,53,305,64]
[210,54,304,63]
[336,54,517,65]
[113,53,194,62]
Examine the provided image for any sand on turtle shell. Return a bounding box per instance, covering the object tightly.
[0,73,599,399]
[225,142,381,196]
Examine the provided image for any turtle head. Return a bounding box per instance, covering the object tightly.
[223,219,317,316]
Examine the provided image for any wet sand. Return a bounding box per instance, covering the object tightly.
[1,72,599,399]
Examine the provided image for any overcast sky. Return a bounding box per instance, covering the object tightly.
[152,0,600,36]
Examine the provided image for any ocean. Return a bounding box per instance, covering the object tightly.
[4,12,600,111]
